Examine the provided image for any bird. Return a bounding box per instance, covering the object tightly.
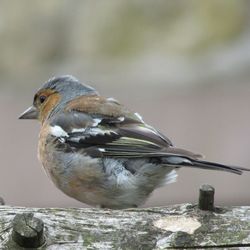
[19,75,248,209]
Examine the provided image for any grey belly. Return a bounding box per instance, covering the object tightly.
[41,150,177,208]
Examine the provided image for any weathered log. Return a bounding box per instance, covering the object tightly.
[0,203,249,249]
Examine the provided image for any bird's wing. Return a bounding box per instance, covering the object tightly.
[49,95,201,160]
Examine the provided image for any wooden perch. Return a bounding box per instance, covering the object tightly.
[0,186,249,249]
[0,204,249,249]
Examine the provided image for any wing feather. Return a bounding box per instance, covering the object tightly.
[49,97,201,160]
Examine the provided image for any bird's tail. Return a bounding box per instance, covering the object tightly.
[190,159,249,175]
[162,156,249,175]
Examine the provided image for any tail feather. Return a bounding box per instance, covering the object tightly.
[189,159,250,175]
[162,156,249,175]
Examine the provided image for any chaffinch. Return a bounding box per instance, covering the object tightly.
[19,75,248,209]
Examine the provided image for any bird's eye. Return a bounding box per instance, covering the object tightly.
[39,95,47,104]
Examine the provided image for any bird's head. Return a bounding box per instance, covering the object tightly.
[19,75,98,123]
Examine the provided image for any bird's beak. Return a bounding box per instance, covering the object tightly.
[19,105,38,120]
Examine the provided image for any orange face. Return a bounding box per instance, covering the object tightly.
[33,89,61,123]
[19,88,61,124]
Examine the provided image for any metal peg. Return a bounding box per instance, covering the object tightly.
[0,197,4,205]
[198,184,215,211]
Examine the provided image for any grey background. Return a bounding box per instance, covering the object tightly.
[0,0,249,208]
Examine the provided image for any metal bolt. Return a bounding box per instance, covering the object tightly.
[12,213,45,248]
[198,184,215,211]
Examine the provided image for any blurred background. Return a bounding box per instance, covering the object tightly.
[0,0,250,208]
